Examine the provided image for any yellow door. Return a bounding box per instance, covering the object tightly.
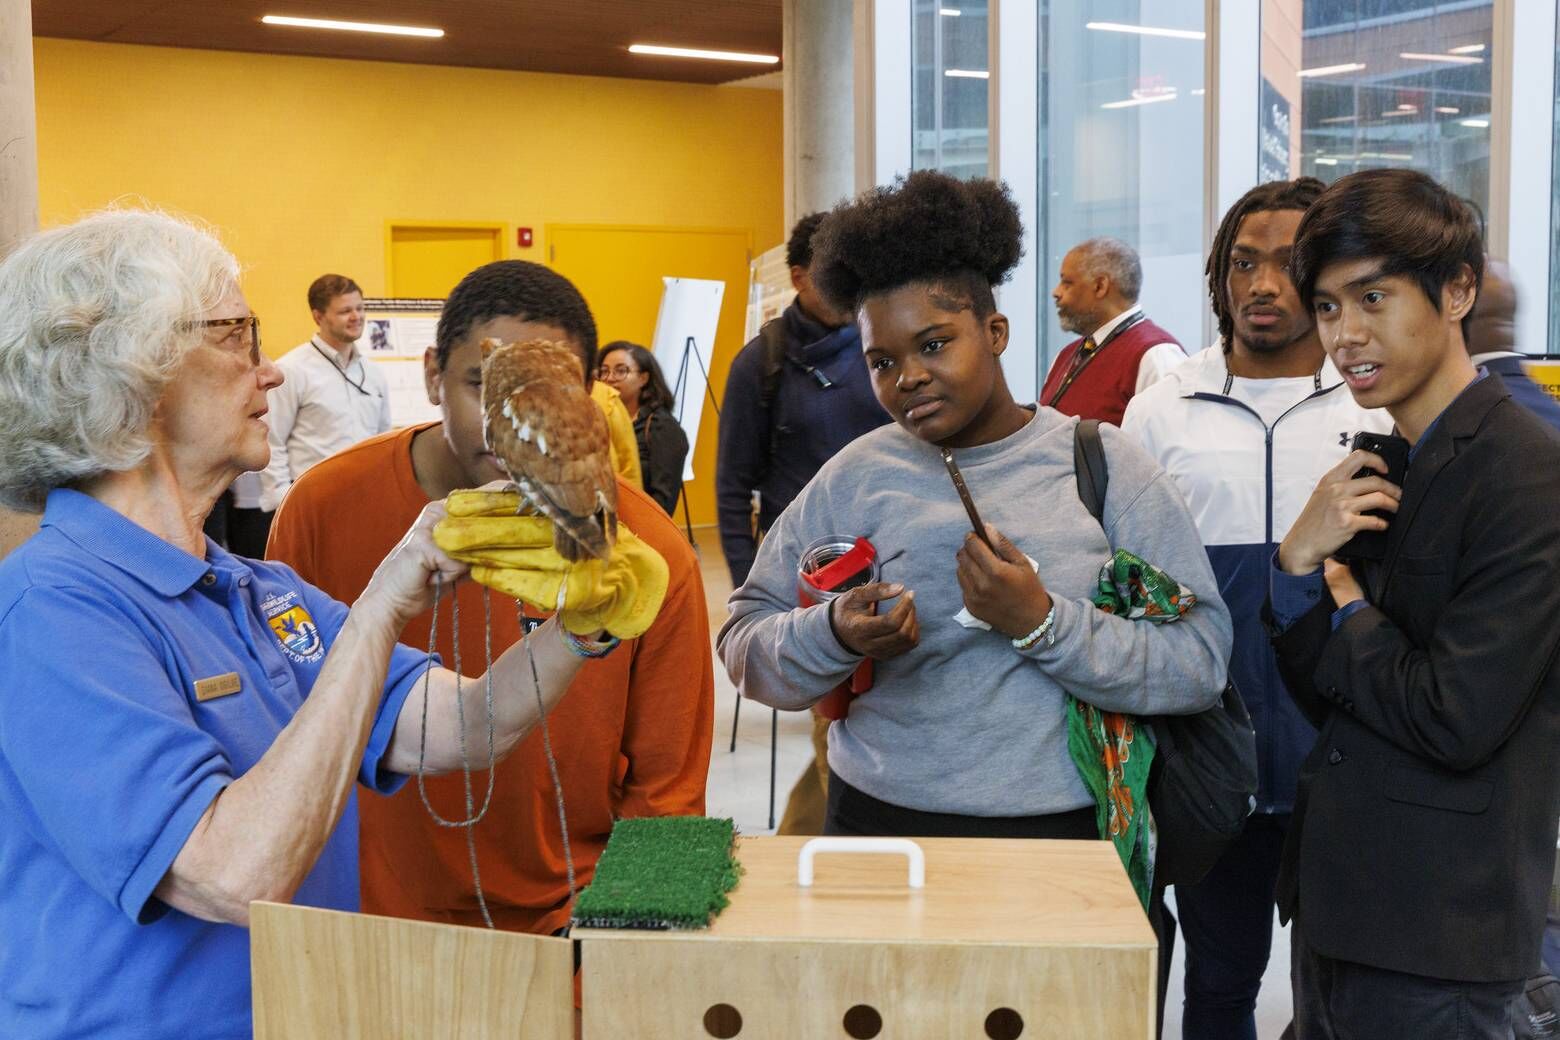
[388,223,505,298]
[548,225,752,527]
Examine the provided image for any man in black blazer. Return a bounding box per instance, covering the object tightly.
[1266,169,1560,1038]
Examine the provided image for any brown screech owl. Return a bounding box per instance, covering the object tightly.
[480,338,618,562]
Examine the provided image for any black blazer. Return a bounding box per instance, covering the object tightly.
[1268,373,1560,983]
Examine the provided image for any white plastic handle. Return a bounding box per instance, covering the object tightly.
[796,837,925,889]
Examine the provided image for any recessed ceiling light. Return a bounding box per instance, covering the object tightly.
[1318,115,1358,124]
[628,44,779,64]
[1399,52,1483,65]
[1085,21,1205,41]
[1435,106,1460,114]
[1314,157,1339,166]
[260,14,443,37]
[939,7,962,16]
[1448,44,1487,55]
[1298,63,1366,78]
[1460,118,1490,128]
[944,69,989,79]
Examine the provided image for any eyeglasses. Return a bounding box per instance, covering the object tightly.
[598,364,639,380]
[191,315,262,366]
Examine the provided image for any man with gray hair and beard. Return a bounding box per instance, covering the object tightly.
[1042,237,1185,424]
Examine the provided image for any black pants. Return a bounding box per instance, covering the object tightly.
[1287,920,1521,1040]
[1174,813,1290,1039]
[824,770,1175,1031]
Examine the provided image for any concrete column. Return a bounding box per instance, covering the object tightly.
[783,0,856,226]
[0,0,39,557]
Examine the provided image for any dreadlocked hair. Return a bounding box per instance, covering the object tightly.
[1207,177,1325,353]
[810,170,1024,319]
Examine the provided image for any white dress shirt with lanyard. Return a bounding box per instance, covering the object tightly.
[1091,305,1187,395]
[258,336,392,511]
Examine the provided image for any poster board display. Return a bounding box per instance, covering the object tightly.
[745,241,796,342]
[650,277,726,481]
[358,300,444,427]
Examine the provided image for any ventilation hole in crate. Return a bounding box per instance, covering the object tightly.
[843,1003,883,1038]
[985,1007,1025,1039]
[703,1003,742,1038]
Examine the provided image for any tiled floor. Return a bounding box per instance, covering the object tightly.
[694,525,1295,1039]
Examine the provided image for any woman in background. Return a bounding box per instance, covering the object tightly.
[598,341,689,515]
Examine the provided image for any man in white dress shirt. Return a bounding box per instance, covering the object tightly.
[1040,238,1186,424]
[259,274,391,512]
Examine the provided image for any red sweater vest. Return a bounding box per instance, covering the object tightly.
[1039,317,1181,425]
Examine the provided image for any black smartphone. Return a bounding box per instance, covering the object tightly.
[1335,431,1410,561]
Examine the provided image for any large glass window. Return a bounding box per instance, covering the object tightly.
[912,0,990,178]
[1269,0,1492,215]
[1038,2,1208,365]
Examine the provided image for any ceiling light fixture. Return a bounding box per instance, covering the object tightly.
[1314,157,1340,166]
[945,69,990,79]
[260,14,443,37]
[1085,21,1205,41]
[1298,62,1366,78]
[1434,106,1460,114]
[1399,51,1483,65]
[939,7,962,15]
[1102,90,1178,110]
[628,44,779,64]
[1460,118,1490,128]
[1318,115,1358,124]
[1448,43,1487,55]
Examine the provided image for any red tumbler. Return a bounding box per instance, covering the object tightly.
[797,536,880,720]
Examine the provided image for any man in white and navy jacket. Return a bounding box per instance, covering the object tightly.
[1123,178,1391,1040]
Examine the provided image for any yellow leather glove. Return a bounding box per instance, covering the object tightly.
[433,489,669,640]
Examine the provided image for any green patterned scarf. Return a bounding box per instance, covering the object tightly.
[1066,549,1197,910]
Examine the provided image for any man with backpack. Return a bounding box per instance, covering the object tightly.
[1123,178,1390,1039]
[716,212,890,834]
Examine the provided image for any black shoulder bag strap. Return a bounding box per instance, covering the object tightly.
[1073,419,1109,525]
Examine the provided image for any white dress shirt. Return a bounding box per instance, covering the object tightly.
[259,337,392,511]
[1089,306,1187,394]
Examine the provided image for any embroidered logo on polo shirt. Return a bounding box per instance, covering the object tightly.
[261,590,324,664]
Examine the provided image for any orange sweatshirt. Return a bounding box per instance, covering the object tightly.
[267,424,713,934]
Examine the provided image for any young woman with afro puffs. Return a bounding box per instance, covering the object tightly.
[718,170,1233,842]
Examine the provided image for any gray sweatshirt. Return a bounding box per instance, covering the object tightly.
[717,407,1232,817]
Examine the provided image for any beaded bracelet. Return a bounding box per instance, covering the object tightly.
[561,627,621,659]
[1011,605,1057,652]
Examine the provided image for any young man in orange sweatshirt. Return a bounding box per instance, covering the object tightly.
[268,259,714,936]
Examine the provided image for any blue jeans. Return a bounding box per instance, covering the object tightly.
[1174,813,1289,1040]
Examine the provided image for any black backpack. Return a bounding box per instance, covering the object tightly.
[1074,419,1260,887]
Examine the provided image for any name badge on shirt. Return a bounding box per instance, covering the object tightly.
[193,672,243,702]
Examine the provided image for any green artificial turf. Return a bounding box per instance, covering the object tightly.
[571,816,741,930]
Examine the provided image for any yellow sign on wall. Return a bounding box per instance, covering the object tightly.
[1522,360,1560,406]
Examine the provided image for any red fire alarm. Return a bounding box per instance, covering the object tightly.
[517,227,534,248]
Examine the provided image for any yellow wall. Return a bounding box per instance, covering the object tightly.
[31,38,784,360]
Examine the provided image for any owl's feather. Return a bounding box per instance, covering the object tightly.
[480,338,618,562]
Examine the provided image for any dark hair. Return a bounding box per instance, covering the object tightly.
[810,170,1024,318]
[1290,169,1483,324]
[786,212,829,270]
[307,273,362,313]
[1206,177,1325,351]
[435,260,598,372]
[599,341,676,413]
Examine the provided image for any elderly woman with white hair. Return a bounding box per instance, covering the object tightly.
[0,210,598,1038]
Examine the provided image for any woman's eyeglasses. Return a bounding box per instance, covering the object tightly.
[598,364,638,380]
[191,315,262,366]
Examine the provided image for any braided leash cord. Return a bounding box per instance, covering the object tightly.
[520,601,578,926]
[414,576,498,928]
[411,575,576,932]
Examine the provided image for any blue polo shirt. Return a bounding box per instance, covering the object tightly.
[0,489,432,1039]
